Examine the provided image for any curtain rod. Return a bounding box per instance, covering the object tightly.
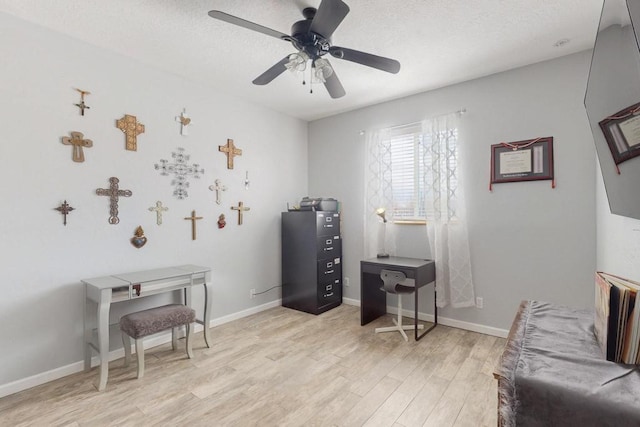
[379,108,468,132]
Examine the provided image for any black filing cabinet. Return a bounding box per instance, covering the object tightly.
[282,211,342,315]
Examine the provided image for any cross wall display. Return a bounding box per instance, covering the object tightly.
[231,201,250,225]
[148,201,168,225]
[96,177,132,224]
[116,114,145,151]
[54,200,74,225]
[184,210,203,240]
[61,131,93,162]
[219,138,242,169]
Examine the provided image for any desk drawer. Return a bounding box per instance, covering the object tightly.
[316,212,340,236]
[317,235,341,259]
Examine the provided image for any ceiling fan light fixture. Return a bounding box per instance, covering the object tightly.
[285,52,309,73]
[313,58,333,83]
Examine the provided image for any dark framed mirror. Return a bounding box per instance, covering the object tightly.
[585,0,640,220]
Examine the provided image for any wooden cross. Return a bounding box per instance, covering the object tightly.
[96,177,132,224]
[208,179,227,205]
[231,201,250,225]
[116,114,145,151]
[175,108,193,136]
[219,138,242,169]
[62,131,93,162]
[74,88,91,116]
[54,200,74,226]
[184,210,203,240]
[148,200,168,225]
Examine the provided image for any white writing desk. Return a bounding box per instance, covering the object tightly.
[82,264,211,391]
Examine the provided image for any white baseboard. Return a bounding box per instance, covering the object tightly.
[0,300,282,399]
[341,298,508,338]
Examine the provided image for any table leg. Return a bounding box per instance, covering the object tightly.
[83,286,92,371]
[415,281,437,341]
[202,283,212,348]
[96,291,111,391]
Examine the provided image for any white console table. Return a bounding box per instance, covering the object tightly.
[82,264,212,391]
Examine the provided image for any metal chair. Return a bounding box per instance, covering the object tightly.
[374,269,424,341]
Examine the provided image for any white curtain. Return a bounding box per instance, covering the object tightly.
[363,127,396,258]
[422,114,475,308]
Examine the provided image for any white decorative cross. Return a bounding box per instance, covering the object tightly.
[209,179,227,205]
[148,200,169,225]
[175,108,193,136]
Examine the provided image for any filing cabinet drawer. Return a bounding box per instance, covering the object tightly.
[318,280,341,306]
[316,212,340,236]
[317,235,341,259]
[317,258,341,283]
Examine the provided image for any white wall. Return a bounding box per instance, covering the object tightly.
[0,13,308,387]
[308,51,597,331]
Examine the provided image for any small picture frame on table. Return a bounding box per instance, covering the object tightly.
[490,137,554,189]
[598,102,640,167]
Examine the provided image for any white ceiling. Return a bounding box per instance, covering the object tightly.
[0,0,605,121]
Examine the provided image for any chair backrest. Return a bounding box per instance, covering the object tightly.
[380,269,414,294]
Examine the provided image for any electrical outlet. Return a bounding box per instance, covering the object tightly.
[476,297,483,309]
[344,277,350,287]
[250,288,256,299]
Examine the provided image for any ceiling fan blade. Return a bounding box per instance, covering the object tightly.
[309,0,350,39]
[323,69,346,99]
[329,46,401,74]
[208,10,292,41]
[252,57,290,85]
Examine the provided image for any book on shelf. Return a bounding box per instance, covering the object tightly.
[594,271,640,364]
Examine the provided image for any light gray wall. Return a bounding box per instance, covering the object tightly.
[308,51,597,330]
[0,13,307,386]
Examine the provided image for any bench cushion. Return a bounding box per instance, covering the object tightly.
[119,304,195,339]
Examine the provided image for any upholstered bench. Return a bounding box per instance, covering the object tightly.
[119,303,195,378]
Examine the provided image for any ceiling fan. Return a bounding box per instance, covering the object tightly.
[208,0,401,99]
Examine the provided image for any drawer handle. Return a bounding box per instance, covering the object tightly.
[324,292,334,298]
[325,270,334,274]
[324,247,334,251]
[133,284,141,296]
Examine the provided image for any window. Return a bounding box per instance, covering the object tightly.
[384,124,459,222]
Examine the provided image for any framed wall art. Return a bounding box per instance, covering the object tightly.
[598,102,640,169]
[490,137,554,190]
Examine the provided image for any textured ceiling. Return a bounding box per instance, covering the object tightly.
[0,0,605,121]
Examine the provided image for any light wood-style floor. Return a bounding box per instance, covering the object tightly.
[0,304,505,426]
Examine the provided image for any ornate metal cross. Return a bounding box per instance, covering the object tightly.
[184,210,203,240]
[96,177,132,224]
[231,201,250,225]
[175,108,193,136]
[209,179,227,205]
[148,200,168,225]
[155,148,204,199]
[62,131,93,162]
[74,88,91,116]
[218,138,242,169]
[116,114,145,151]
[54,200,75,226]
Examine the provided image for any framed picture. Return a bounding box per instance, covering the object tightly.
[599,102,640,165]
[490,137,554,186]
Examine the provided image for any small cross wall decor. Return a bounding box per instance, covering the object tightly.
[184,210,203,240]
[148,201,168,225]
[74,88,91,116]
[231,201,250,225]
[96,177,132,224]
[219,139,242,169]
[61,131,93,162]
[155,148,204,199]
[54,200,75,226]
[175,108,193,136]
[209,179,227,205]
[116,114,145,151]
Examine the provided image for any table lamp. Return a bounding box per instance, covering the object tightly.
[376,208,389,258]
